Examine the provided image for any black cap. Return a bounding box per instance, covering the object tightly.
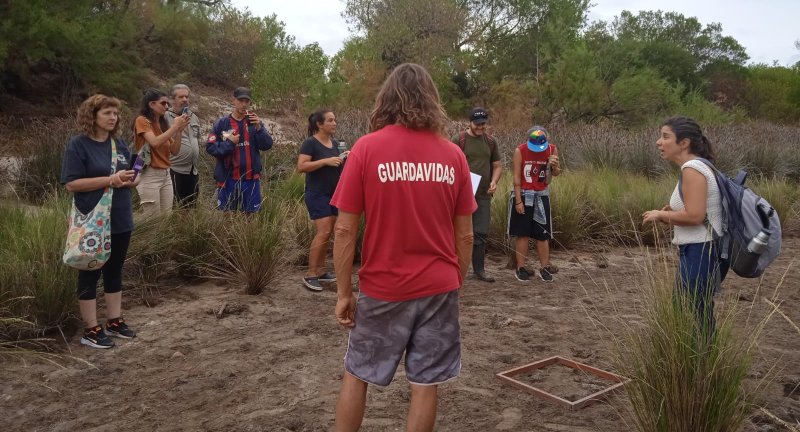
[469,107,489,124]
[233,87,252,100]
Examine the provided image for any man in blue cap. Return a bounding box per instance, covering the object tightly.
[509,126,561,282]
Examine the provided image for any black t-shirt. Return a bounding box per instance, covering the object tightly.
[60,135,134,234]
[299,136,342,195]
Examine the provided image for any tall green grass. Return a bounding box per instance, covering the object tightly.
[3,160,799,338]
[749,177,800,235]
[203,201,289,295]
[168,208,222,280]
[0,197,76,330]
[11,120,73,204]
[613,242,774,432]
[482,168,800,251]
[284,199,315,266]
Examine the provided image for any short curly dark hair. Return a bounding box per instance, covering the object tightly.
[76,94,122,137]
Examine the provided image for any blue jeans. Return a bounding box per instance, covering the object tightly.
[677,241,729,333]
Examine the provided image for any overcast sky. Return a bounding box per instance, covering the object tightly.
[232,0,800,66]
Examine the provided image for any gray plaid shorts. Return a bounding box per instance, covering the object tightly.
[344,290,461,386]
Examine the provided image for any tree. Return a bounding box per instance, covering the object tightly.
[743,65,800,123]
[477,0,591,82]
[251,42,328,112]
[344,0,463,69]
[538,45,607,122]
[328,37,386,108]
[0,0,143,102]
[609,10,748,91]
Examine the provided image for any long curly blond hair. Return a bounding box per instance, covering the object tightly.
[369,63,449,135]
[76,94,122,137]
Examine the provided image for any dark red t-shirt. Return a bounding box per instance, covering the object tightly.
[331,124,478,302]
[519,143,558,191]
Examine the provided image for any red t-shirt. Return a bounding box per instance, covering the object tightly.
[519,143,558,191]
[331,124,478,302]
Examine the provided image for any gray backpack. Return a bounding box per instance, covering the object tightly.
[680,158,781,278]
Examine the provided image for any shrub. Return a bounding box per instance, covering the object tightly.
[333,109,371,148]
[126,212,182,286]
[283,199,315,266]
[204,201,288,295]
[169,208,221,280]
[750,177,800,234]
[270,171,305,203]
[486,175,514,258]
[548,172,592,248]
[261,142,301,182]
[614,242,770,432]
[13,119,77,204]
[0,197,76,331]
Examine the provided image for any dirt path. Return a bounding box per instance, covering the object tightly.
[2,241,798,432]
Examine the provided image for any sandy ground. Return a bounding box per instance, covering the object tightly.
[1,240,798,432]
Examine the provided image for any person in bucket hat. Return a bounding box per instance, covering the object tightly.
[509,126,561,282]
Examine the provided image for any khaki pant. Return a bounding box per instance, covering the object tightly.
[136,167,173,217]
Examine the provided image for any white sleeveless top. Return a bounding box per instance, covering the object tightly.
[669,159,723,245]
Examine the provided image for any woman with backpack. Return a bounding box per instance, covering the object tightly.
[642,116,729,332]
[133,88,190,216]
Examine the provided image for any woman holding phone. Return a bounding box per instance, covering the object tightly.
[61,94,140,349]
[296,109,348,291]
[133,88,190,216]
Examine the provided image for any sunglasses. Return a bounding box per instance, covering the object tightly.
[152,100,169,107]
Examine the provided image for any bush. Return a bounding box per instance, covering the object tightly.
[493,169,678,248]
[204,201,288,295]
[750,177,800,234]
[169,208,222,280]
[0,197,76,331]
[13,119,77,204]
[126,213,179,285]
[284,199,315,266]
[333,109,371,148]
[614,243,769,432]
[269,171,305,202]
[548,172,593,248]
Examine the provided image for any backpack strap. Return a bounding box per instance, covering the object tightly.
[678,157,730,260]
[459,131,498,155]
[484,133,498,155]
[678,157,717,199]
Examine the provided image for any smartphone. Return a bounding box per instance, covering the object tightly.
[246,110,258,125]
[131,154,144,180]
[182,106,190,116]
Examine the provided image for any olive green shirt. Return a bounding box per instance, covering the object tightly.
[451,133,501,199]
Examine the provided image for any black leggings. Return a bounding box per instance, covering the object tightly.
[77,231,132,300]
[170,169,199,208]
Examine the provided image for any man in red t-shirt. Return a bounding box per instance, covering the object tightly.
[331,63,476,432]
[509,126,562,282]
